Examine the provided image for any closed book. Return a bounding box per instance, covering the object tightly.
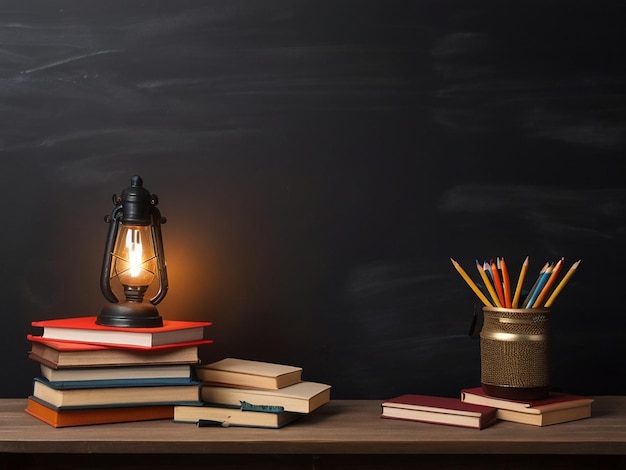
[27,335,210,368]
[39,377,198,390]
[40,363,192,382]
[461,387,594,414]
[32,317,211,348]
[381,394,498,430]
[174,404,301,428]
[201,381,331,414]
[32,377,201,409]
[495,405,592,426]
[195,358,302,389]
[25,397,174,428]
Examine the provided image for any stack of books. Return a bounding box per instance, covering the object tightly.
[174,358,331,428]
[25,316,212,427]
[461,387,594,426]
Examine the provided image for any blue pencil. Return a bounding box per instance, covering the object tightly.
[523,263,553,308]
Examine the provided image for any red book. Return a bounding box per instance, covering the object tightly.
[381,394,498,429]
[31,316,211,348]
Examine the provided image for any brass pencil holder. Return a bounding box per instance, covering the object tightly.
[480,307,550,401]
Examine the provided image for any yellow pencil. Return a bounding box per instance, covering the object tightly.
[476,260,502,307]
[531,257,564,308]
[544,260,581,308]
[450,258,493,307]
[511,256,529,308]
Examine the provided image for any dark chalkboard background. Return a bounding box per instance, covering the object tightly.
[2,0,625,399]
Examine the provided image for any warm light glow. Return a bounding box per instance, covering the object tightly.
[111,225,157,287]
[126,229,143,278]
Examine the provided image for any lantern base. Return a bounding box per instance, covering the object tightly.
[97,302,163,328]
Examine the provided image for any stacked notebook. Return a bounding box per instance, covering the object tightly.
[25,316,212,427]
[174,358,331,428]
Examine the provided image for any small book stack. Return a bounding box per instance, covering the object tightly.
[174,358,331,428]
[461,387,594,426]
[25,316,212,427]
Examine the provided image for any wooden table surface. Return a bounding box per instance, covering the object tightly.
[1,397,625,455]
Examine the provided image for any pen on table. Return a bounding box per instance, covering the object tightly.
[544,260,581,308]
[490,258,506,307]
[511,256,529,308]
[522,262,549,308]
[531,257,564,308]
[476,260,502,307]
[197,419,230,428]
[499,257,512,308]
[450,258,493,307]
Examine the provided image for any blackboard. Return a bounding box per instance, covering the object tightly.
[1,0,625,399]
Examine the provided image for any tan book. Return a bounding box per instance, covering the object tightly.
[174,404,301,428]
[461,387,593,414]
[496,404,592,426]
[32,378,201,409]
[195,358,302,389]
[201,381,330,414]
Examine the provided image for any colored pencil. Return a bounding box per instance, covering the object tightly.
[499,257,512,308]
[511,256,529,308]
[524,263,553,308]
[531,257,564,308]
[450,258,493,307]
[522,262,549,308]
[476,260,502,307]
[490,258,505,307]
[544,260,581,308]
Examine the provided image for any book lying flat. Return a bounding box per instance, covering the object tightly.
[381,394,498,430]
[32,377,201,409]
[201,381,331,414]
[461,387,594,414]
[32,317,211,348]
[195,358,302,389]
[25,396,174,428]
[40,363,192,382]
[28,335,211,368]
[173,404,301,428]
[495,405,592,426]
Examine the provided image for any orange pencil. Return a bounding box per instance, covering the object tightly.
[544,260,581,308]
[531,257,564,308]
[511,256,528,308]
[490,258,505,307]
[499,257,512,308]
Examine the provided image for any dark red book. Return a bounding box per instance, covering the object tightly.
[381,394,498,429]
[31,316,211,348]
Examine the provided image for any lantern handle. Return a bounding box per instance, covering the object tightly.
[100,205,123,304]
[149,206,169,305]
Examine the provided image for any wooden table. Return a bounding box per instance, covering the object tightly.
[1,397,625,469]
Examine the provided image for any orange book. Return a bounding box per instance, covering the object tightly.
[25,397,174,427]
